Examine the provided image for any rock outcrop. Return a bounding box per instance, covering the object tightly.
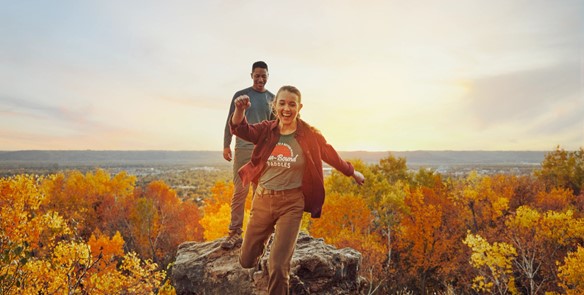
[172,232,363,295]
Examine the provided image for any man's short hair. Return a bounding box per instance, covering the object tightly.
[252,61,268,71]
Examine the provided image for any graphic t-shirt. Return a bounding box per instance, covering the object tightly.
[259,132,305,190]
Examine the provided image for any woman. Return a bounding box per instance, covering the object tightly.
[230,85,365,295]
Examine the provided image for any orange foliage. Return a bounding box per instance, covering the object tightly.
[39,169,203,270]
[0,174,169,294]
[88,230,125,270]
[535,187,574,212]
[2,145,582,294]
[129,180,204,266]
[396,187,464,293]
[450,172,512,238]
[310,192,386,275]
[42,169,136,239]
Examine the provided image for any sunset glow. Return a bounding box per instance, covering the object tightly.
[1,1,582,151]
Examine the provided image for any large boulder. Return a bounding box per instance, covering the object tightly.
[172,232,363,295]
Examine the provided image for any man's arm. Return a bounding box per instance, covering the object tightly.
[223,94,237,161]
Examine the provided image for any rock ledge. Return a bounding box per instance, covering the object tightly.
[172,232,363,295]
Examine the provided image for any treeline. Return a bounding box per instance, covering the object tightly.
[309,146,583,294]
[1,146,582,294]
[136,168,231,203]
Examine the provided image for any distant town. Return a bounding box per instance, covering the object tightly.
[0,150,546,177]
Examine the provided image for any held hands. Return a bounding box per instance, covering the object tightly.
[353,171,365,185]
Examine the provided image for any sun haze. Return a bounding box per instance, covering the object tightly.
[1,1,582,151]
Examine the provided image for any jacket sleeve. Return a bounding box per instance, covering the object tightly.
[229,117,269,145]
[316,132,355,177]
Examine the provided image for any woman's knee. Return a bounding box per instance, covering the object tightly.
[239,255,256,269]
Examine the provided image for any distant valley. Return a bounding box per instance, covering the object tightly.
[0,150,546,168]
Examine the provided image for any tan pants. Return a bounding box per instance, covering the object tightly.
[230,148,254,233]
[239,186,304,295]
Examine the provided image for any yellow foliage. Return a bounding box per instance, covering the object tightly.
[557,246,584,294]
[200,181,252,240]
[0,174,168,294]
[119,252,166,294]
[200,203,249,241]
[463,232,518,294]
[506,206,541,229]
[200,203,231,240]
[158,279,178,295]
[540,210,584,245]
[88,270,125,294]
[207,181,235,214]
[507,206,584,245]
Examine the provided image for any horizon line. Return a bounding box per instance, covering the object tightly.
[0,149,560,153]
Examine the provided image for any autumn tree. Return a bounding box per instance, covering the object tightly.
[505,206,584,294]
[309,192,386,280]
[0,174,169,294]
[463,233,518,294]
[128,180,203,267]
[411,167,442,189]
[534,187,575,212]
[199,181,252,241]
[374,153,412,185]
[41,169,136,239]
[450,172,511,237]
[325,159,404,272]
[508,175,544,211]
[557,246,584,295]
[396,186,465,294]
[536,146,584,195]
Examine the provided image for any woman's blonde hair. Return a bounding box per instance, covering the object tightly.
[275,85,301,103]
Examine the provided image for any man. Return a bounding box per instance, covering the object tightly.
[222,61,275,249]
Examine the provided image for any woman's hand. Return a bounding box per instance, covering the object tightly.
[234,95,251,111]
[353,171,365,185]
[231,95,251,125]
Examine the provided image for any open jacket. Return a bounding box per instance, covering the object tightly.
[230,117,354,218]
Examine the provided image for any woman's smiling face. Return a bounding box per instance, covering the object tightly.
[274,90,302,126]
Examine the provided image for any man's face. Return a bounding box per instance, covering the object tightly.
[251,67,268,92]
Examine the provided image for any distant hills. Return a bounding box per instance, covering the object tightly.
[0,150,547,168]
[340,150,546,167]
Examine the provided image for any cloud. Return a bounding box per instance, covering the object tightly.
[463,61,581,131]
[0,94,156,150]
[1,96,85,124]
[1,0,582,151]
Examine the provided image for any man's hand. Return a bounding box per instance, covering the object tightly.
[353,171,365,185]
[223,147,232,162]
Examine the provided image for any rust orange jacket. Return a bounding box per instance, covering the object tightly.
[230,117,355,218]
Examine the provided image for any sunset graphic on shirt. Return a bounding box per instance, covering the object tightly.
[267,143,298,169]
[272,144,293,158]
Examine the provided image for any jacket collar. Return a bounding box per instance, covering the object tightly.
[269,119,307,136]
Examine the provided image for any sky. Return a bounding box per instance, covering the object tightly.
[1,0,582,152]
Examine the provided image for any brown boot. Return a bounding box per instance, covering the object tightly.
[221,231,242,250]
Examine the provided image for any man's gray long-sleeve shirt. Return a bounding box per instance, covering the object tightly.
[224,87,275,150]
